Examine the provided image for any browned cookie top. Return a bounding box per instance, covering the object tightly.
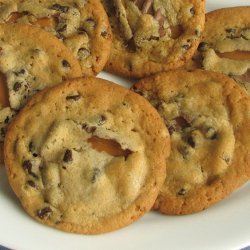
[4,77,170,234]
[0,0,112,75]
[132,70,250,214]
[102,0,205,78]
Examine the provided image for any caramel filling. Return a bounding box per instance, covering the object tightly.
[6,12,56,28]
[217,51,250,60]
[0,73,9,107]
[88,136,132,158]
[6,12,23,23]
[33,17,56,28]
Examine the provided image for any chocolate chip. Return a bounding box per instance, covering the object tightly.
[56,33,65,40]
[195,29,200,36]
[23,160,38,178]
[29,142,38,157]
[177,188,187,196]
[179,146,191,160]
[148,36,159,41]
[187,136,195,148]
[77,48,90,59]
[154,101,162,110]
[4,116,9,124]
[36,207,52,219]
[101,30,108,37]
[198,42,210,52]
[22,11,30,15]
[13,82,22,92]
[205,127,217,140]
[223,156,231,164]
[82,124,96,133]
[15,69,26,76]
[66,95,81,101]
[62,60,71,68]
[182,44,191,50]
[225,28,240,39]
[124,149,133,160]
[29,142,34,152]
[174,116,190,129]
[51,4,69,13]
[57,24,67,33]
[190,7,195,16]
[91,168,101,183]
[88,126,96,133]
[131,86,145,96]
[63,149,73,163]
[39,164,44,171]
[167,126,175,135]
[97,115,106,126]
[84,19,96,29]
[23,160,33,172]
[78,27,87,35]
[225,28,236,33]
[125,38,137,52]
[27,180,36,188]
[210,133,217,140]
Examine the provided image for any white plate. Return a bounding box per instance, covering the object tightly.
[1,1,250,249]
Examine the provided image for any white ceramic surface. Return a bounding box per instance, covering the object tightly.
[1,1,250,249]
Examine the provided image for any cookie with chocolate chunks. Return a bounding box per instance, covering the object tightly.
[185,7,250,94]
[0,0,112,75]
[0,23,82,163]
[4,77,170,234]
[101,0,205,78]
[132,70,250,214]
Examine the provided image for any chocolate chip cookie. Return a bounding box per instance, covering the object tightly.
[102,0,205,78]
[4,77,170,234]
[185,7,250,94]
[132,69,250,214]
[0,0,112,75]
[0,23,82,163]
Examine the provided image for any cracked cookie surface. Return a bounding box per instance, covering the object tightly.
[4,77,170,234]
[132,70,250,214]
[102,0,205,78]
[185,7,250,94]
[0,23,82,163]
[0,0,112,75]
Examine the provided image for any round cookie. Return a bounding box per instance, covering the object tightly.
[185,7,250,94]
[132,69,250,214]
[0,23,82,163]
[0,0,112,75]
[101,0,205,78]
[4,77,170,234]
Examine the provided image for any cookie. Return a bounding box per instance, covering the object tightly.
[0,0,112,75]
[185,7,250,94]
[132,69,250,214]
[4,77,170,234]
[0,23,82,163]
[101,0,205,78]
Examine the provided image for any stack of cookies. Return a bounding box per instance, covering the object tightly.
[0,0,249,234]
